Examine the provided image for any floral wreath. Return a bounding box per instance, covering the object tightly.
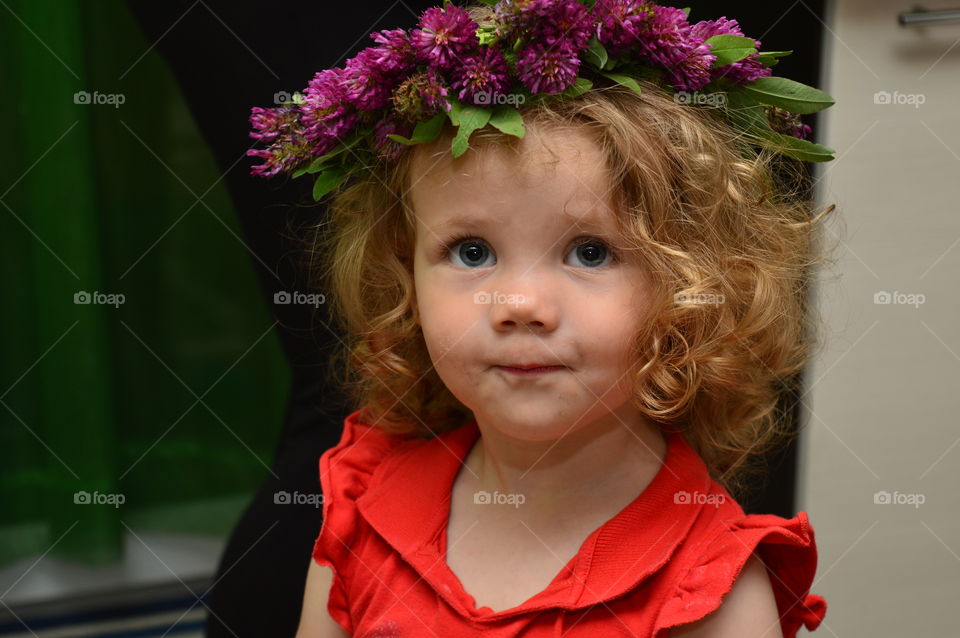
[247,0,836,200]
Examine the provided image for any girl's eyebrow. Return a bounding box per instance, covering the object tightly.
[434,210,613,232]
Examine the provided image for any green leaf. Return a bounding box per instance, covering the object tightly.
[312,166,349,200]
[600,71,643,97]
[447,97,464,127]
[477,26,497,46]
[451,105,492,158]
[758,130,836,162]
[705,34,757,68]
[584,36,608,70]
[536,77,593,105]
[561,77,593,97]
[385,113,447,146]
[295,133,364,176]
[722,89,835,162]
[488,105,525,138]
[411,113,447,143]
[385,133,415,146]
[755,50,792,68]
[681,7,691,16]
[741,76,835,114]
[722,89,772,134]
[293,161,326,179]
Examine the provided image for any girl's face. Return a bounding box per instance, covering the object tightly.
[410,124,656,442]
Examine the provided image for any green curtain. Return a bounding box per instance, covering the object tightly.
[0,0,289,566]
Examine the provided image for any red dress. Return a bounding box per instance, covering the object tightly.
[312,410,827,637]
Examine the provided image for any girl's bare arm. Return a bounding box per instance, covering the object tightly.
[295,559,351,637]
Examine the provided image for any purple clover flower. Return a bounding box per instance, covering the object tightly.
[340,48,397,111]
[451,47,512,106]
[300,68,360,156]
[663,37,715,92]
[495,0,593,53]
[249,106,299,143]
[689,16,743,40]
[516,40,581,94]
[372,117,414,162]
[634,5,715,92]
[368,28,417,78]
[246,106,313,177]
[767,107,812,140]
[593,0,656,57]
[247,140,312,178]
[593,2,716,91]
[690,17,772,85]
[535,0,593,50]
[500,0,593,94]
[411,5,480,71]
[392,69,451,122]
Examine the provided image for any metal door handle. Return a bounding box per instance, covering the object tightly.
[899,6,960,26]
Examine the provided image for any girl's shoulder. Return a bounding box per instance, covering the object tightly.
[313,408,474,542]
[316,409,443,506]
[652,469,828,638]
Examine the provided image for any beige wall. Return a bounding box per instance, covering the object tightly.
[801,1,960,635]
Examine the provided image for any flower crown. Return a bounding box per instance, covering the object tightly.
[247,0,836,200]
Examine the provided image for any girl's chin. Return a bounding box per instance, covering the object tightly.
[472,412,586,443]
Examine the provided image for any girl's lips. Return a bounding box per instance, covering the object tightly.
[495,365,566,376]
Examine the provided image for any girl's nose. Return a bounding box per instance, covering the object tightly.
[486,287,559,333]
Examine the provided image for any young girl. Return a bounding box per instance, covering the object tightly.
[248,2,837,636]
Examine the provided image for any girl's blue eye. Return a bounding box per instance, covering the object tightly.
[448,237,494,268]
[569,240,612,268]
[441,234,616,269]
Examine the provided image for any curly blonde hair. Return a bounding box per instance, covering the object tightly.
[304,59,839,501]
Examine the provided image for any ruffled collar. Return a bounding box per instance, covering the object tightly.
[355,417,714,621]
